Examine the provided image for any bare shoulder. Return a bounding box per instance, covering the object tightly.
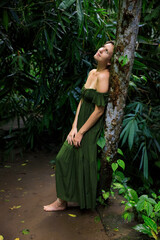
[88,69,97,75]
[97,70,110,93]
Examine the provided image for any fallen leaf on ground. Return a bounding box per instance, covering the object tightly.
[10,205,21,210]
[50,174,55,177]
[94,216,100,223]
[4,165,11,168]
[0,190,5,192]
[16,187,23,190]
[18,178,22,181]
[22,229,30,235]
[5,199,9,202]
[21,163,27,166]
[0,235,4,240]
[21,220,25,223]
[22,191,28,195]
[68,214,77,217]
[113,228,119,231]
[14,238,20,240]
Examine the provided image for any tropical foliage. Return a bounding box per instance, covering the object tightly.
[0,0,159,190]
[110,152,160,240]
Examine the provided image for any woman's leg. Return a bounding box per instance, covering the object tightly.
[43,198,67,211]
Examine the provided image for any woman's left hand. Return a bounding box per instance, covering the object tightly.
[73,132,83,147]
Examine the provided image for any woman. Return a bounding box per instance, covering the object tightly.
[44,41,114,211]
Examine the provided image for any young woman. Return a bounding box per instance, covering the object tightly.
[44,41,114,211]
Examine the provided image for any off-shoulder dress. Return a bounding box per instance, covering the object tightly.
[55,85,109,209]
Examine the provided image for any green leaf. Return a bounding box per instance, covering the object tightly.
[122,211,134,222]
[111,163,118,172]
[59,0,76,10]
[76,0,83,26]
[137,200,145,211]
[155,202,160,212]
[124,202,133,211]
[119,188,125,194]
[106,156,111,162]
[142,215,158,234]
[147,198,157,205]
[133,224,152,235]
[94,216,101,223]
[97,136,106,149]
[22,229,30,235]
[117,148,124,156]
[139,195,148,201]
[128,189,138,203]
[128,121,135,150]
[151,230,158,240]
[102,191,110,200]
[117,160,125,170]
[151,193,157,199]
[115,170,125,181]
[144,201,153,217]
[118,55,129,66]
[133,59,147,69]
[113,183,124,189]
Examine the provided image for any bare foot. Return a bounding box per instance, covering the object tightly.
[43,198,67,212]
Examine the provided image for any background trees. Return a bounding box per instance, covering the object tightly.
[0,0,160,194]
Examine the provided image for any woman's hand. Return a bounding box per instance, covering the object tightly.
[66,127,77,145]
[73,131,83,148]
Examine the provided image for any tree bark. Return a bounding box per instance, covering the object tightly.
[99,0,142,193]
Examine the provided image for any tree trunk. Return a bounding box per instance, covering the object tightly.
[99,0,142,193]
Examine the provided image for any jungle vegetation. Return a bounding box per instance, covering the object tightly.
[0,0,160,231]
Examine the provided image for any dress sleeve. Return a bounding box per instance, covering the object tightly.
[92,91,109,107]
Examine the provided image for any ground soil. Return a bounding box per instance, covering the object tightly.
[0,146,147,240]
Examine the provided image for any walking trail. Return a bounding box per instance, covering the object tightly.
[0,147,144,240]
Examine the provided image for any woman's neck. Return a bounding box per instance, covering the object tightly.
[96,62,108,72]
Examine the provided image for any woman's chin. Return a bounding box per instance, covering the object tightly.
[94,55,98,61]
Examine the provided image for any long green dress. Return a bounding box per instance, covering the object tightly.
[55,85,109,209]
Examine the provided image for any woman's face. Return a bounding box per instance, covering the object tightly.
[94,43,114,65]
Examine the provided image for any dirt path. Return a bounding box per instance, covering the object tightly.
[0,147,145,240]
[0,149,107,240]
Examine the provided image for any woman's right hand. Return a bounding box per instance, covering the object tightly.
[66,127,77,145]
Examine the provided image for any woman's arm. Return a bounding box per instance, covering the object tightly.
[66,99,83,145]
[73,105,104,147]
[72,99,83,129]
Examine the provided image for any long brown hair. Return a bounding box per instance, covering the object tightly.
[105,40,115,69]
[105,40,115,46]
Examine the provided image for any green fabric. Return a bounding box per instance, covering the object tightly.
[55,85,109,209]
